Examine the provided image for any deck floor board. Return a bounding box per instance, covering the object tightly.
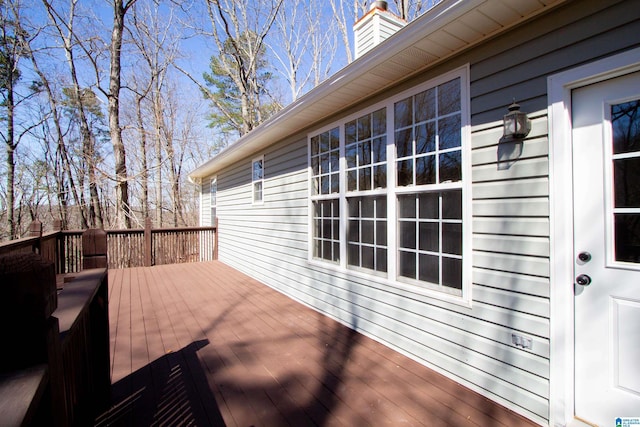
[97,261,540,427]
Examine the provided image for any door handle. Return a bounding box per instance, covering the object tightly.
[578,252,592,262]
[576,274,592,286]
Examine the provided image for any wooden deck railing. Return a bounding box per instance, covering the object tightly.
[0,221,217,425]
[0,219,218,273]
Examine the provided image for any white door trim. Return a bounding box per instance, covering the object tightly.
[548,47,640,427]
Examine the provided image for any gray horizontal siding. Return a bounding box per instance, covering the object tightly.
[216,120,552,420]
[470,0,640,124]
[203,1,640,425]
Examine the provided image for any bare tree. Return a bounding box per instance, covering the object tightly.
[0,0,25,238]
[391,0,438,21]
[270,0,337,102]
[108,0,137,228]
[41,0,105,228]
[127,1,186,226]
[201,0,284,136]
[132,77,150,220]
[0,0,46,238]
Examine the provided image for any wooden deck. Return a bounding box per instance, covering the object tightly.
[95,261,539,427]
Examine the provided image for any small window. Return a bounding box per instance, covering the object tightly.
[210,176,217,224]
[252,157,264,204]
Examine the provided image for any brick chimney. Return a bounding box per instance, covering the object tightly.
[353,1,406,59]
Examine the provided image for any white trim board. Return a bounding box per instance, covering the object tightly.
[547,47,640,427]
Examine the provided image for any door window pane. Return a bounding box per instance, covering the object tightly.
[614,157,640,208]
[614,214,640,263]
[611,100,640,264]
[612,100,640,154]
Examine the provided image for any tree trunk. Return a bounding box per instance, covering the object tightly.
[108,0,133,229]
[6,76,16,239]
[136,94,149,220]
[153,84,163,227]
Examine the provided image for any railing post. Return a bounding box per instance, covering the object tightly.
[82,229,107,270]
[28,220,43,254]
[214,217,219,260]
[53,220,64,274]
[144,218,152,267]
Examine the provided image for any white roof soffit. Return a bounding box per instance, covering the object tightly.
[189,0,565,180]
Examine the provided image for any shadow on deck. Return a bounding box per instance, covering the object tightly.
[95,261,539,427]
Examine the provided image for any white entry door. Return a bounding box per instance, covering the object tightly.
[572,71,640,425]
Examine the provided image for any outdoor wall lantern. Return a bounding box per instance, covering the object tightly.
[503,101,531,139]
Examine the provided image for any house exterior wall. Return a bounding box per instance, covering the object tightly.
[203,0,640,424]
[200,178,212,226]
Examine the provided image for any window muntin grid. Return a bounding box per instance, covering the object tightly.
[252,157,264,203]
[611,100,640,263]
[312,199,340,263]
[347,196,387,273]
[345,108,387,192]
[395,78,462,188]
[397,191,463,292]
[311,127,340,195]
[308,71,467,299]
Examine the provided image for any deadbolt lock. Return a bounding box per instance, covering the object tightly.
[576,274,592,286]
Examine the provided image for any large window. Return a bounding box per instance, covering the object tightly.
[311,128,340,262]
[308,68,468,300]
[345,107,388,275]
[395,77,463,293]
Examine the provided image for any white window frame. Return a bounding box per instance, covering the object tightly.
[307,65,471,305]
[210,176,217,225]
[252,156,264,204]
[309,126,341,263]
